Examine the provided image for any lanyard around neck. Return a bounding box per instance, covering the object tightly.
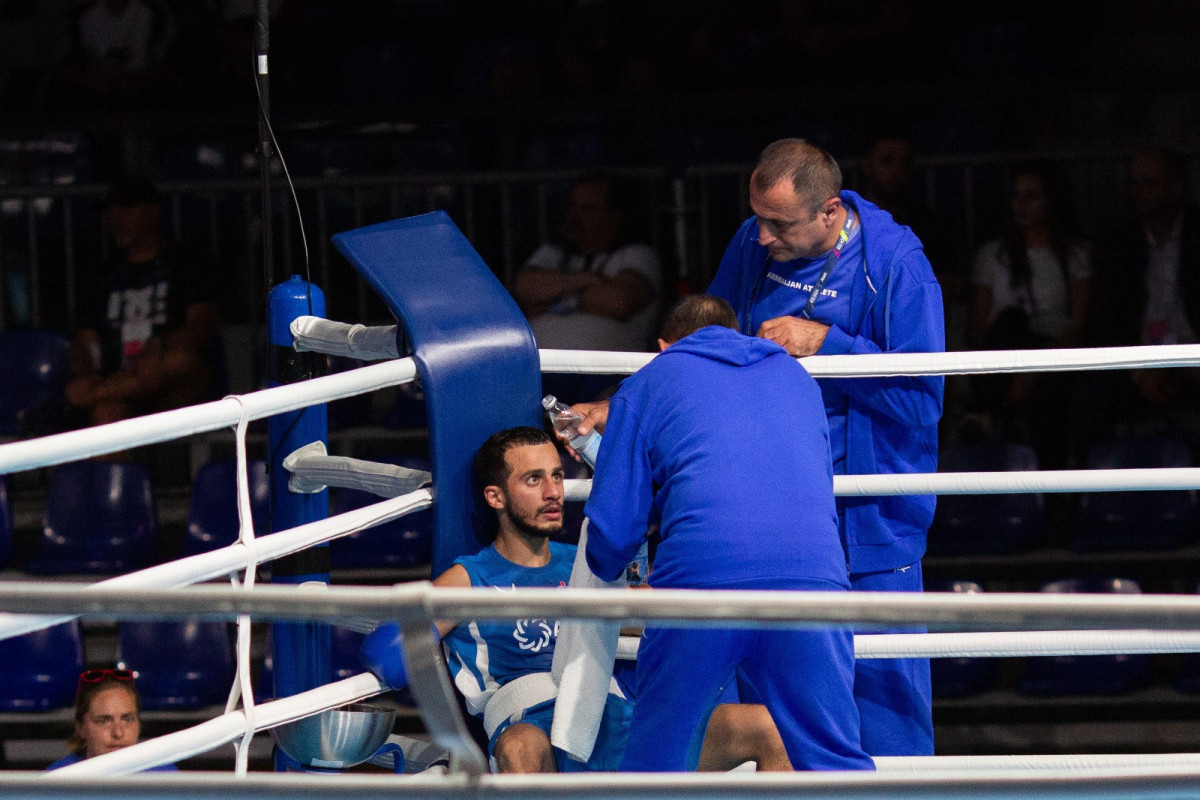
[799,207,857,320]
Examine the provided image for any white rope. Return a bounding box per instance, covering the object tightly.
[873,753,1200,773]
[562,465,1200,502]
[10,583,1200,632]
[859,629,1200,658]
[537,342,1200,377]
[616,630,1200,660]
[835,467,1200,495]
[0,489,432,641]
[288,316,1200,377]
[27,759,1200,796]
[45,672,386,777]
[0,357,418,472]
[227,403,259,776]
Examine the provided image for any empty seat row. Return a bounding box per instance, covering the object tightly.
[0,328,428,441]
[0,620,229,711]
[929,433,1200,556]
[929,577,1200,699]
[0,621,372,712]
[2,458,432,574]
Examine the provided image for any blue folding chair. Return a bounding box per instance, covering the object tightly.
[927,580,999,698]
[1017,577,1154,695]
[0,328,71,436]
[928,440,1045,555]
[1074,434,1198,551]
[26,461,157,574]
[183,460,270,556]
[329,457,432,569]
[117,620,235,710]
[0,621,85,710]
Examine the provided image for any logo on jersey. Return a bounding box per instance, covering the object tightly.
[513,619,557,652]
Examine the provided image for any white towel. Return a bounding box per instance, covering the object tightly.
[550,519,625,763]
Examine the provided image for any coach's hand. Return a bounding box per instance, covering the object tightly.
[757,315,829,357]
[559,400,610,462]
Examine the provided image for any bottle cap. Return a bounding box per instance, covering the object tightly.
[542,395,557,409]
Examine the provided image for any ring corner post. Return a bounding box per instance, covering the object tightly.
[266,275,331,771]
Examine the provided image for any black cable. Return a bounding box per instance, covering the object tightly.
[251,49,314,320]
[249,15,319,530]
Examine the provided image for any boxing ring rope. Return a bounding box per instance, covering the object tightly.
[18,767,1200,800]
[292,316,1200,376]
[4,337,1200,789]
[0,489,432,640]
[0,357,418,473]
[13,582,1200,781]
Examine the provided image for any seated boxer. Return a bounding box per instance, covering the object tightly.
[362,426,794,773]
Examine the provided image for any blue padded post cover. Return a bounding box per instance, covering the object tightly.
[332,212,541,574]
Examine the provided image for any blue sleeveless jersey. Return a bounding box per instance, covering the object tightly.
[442,541,574,717]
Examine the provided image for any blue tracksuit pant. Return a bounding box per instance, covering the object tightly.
[619,625,873,772]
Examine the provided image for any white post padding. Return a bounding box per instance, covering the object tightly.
[283,441,431,496]
[290,316,400,361]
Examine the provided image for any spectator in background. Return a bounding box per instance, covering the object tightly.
[967,161,1091,468]
[47,668,177,771]
[65,175,220,428]
[514,172,662,401]
[1081,146,1200,445]
[515,173,662,353]
[858,131,959,305]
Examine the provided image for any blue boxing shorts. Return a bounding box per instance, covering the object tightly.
[489,692,634,772]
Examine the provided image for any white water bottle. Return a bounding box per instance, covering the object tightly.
[543,395,601,468]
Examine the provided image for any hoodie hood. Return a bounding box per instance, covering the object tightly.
[660,325,786,367]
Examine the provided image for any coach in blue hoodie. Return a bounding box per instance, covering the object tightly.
[708,138,944,756]
[585,294,872,773]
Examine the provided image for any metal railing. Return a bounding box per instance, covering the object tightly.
[0,150,1171,332]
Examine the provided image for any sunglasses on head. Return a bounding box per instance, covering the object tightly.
[77,668,136,693]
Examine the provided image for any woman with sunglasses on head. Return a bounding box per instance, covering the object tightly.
[47,669,178,771]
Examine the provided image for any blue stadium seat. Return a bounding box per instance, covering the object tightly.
[0,475,11,569]
[928,440,1045,555]
[117,620,235,710]
[1074,434,1198,551]
[926,580,999,698]
[0,328,71,436]
[26,461,157,575]
[330,626,367,681]
[329,457,432,569]
[183,460,270,556]
[1017,577,1154,696]
[0,621,85,710]
[1174,582,1200,693]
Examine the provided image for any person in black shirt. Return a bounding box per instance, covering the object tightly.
[65,176,220,426]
